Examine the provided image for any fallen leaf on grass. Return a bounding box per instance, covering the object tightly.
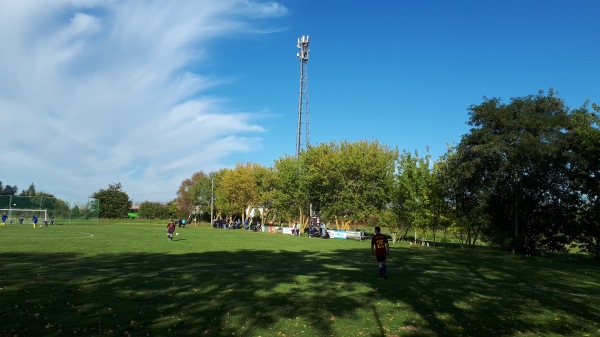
[400,325,417,331]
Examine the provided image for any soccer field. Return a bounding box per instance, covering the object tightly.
[0,222,599,337]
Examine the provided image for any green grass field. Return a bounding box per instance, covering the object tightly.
[0,221,599,337]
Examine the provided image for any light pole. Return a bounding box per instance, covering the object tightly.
[210,177,214,226]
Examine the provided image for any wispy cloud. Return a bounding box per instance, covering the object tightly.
[0,0,287,202]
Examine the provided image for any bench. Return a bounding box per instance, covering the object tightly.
[346,231,370,241]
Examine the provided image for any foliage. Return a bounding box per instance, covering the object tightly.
[253,165,277,225]
[9,91,600,258]
[175,171,213,219]
[272,155,307,225]
[91,183,132,219]
[215,163,258,220]
[301,140,397,229]
[568,103,600,258]
[138,201,170,219]
[0,181,18,195]
[390,149,432,241]
[19,183,36,197]
[442,90,575,251]
[436,148,487,247]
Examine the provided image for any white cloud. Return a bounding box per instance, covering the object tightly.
[0,0,287,202]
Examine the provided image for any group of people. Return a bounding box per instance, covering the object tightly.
[290,221,328,238]
[166,215,391,280]
[213,218,262,231]
[1,213,45,228]
[214,218,242,230]
[291,222,301,236]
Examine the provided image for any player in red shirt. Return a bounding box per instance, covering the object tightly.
[371,226,390,279]
[167,220,176,241]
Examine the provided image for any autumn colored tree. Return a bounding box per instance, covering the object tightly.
[214,163,257,221]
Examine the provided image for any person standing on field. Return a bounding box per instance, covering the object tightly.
[371,226,390,279]
[1,213,7,227]
[167,220,176,241]
[32,214,38,228]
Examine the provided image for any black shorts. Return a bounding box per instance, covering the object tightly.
[376,254,387,263]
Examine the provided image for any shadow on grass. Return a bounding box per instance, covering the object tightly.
[1,245,599,336]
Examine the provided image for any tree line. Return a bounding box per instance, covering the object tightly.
[172,90,600,258]
[8,90,599,258]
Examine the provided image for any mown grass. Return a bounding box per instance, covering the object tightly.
[0,220,599,337]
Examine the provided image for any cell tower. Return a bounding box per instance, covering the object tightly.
[296,35,310,157]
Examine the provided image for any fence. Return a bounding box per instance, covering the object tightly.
[0,195,99,224]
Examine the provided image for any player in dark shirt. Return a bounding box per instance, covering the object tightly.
[371,226,390,279]
[167,220,176,241]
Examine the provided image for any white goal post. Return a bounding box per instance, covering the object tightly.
[0,209,48,224]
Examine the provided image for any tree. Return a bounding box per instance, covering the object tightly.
[176,171,213,221]
[91,183,132,219]
[138,201,170,219]
[302,140,397,229]
[436,146,489,247]
[0,182,18,195]
[447,90,573,251]
[568,103,600,258]
[272,155,310,229]
[390,149,435,243]
[20,183,36,197]
[253,165,277,225]
[429,159,453,245]
[215,163,257,221]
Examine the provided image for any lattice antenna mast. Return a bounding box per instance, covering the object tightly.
[296,35,310,157]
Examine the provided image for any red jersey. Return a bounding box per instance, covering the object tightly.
[371,233,388,256]
[167,223,176,232]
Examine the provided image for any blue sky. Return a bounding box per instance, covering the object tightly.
[1,0,598,203]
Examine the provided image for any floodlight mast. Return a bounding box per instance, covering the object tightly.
[296,35,310,157]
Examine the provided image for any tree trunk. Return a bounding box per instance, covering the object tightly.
[299,205,307,233]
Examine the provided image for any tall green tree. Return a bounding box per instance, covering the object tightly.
[449,90,573,251]
[437,146,489,247]
[390,149,434,242]
[302,140,397,229]
[176,171,213,220]
[91,183,132,219]
[138,201,170,219]
[253,165,277,225]
[0,182,18,195]
[568,103,600,258]
[20,183,36,196]
[272,155,310,228]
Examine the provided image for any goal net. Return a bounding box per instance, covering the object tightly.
[0,209,47,224]
[0,195,99,224]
